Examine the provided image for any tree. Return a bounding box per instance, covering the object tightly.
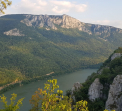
[0,93,24,111]
[0,0,12,14]
[0,79,115,111]
[29,79,115,111]
[29,79,89,111]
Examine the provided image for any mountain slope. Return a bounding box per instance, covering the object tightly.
[0,14,122,86]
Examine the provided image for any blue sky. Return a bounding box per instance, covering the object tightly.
[3,0,122,28]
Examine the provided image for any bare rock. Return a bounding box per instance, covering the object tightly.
[111,53,121,61]
[4,28,25,36]
[21,15,57,30]
[21,14,92,34]
[71,82,82,102]
[20,14,122,36]
[105,75,122,111]
[88,78,103,101]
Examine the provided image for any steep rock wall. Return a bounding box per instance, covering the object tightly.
[105,75,122,111]
[20,14,122,37]
[71,82,82,102]
[88,78,103,101]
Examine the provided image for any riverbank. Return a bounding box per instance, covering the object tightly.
[0,73,53,94]
[0,65,99,94]
[0,69,98,111]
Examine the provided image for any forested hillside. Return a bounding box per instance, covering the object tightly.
[0,14,122,87]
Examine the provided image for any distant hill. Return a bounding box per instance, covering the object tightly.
[0,14,122,86]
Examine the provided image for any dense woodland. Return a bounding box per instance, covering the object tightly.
[0,14,122,88]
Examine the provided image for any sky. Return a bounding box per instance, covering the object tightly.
[2,0,122,28]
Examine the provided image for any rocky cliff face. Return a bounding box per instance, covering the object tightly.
[71,82,82,102]
[4,28,25,36]
[105,75,122,111]
[21,14,122,37]
[21,14,57,30]
[21,14,91,33]
[88,78,103,101]
[111,53,121,61]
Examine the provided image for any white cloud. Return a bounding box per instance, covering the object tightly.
[50,0,87,13]
[8,0,48,14]
[75,4,87,12]
[4,0,87,15]
[92,20,110,25]
[109,21,122,29]
[91,20,122,29]
[50,1,73,8]
[38,1,47,6]
[52,6,69,14]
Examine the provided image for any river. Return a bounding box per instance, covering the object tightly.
[0,68,97,111]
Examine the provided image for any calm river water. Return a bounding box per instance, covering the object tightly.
[0,68,97,111]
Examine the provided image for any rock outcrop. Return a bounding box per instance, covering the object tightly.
[4,28,25,36]
[21,14,91,33]
[105,75,122,111]
[111,53,121,61]
[61,15,92,34]
[21,14,57,30]
[21,14,122,37]
[88,78,103,101]
[20,14,122,43]
[71,82,82,102]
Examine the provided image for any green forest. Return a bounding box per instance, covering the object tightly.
[0,14,122,88]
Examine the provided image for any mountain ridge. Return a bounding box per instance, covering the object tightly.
[2,14,122,43]
[20,14,122,36]
[0,14,122,89]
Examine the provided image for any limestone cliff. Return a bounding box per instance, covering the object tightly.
[71,82,82,102]
[88,78,103,101]
[105,75,122,111]
[111,53,121,61]
[21,14,90,33]
[4,28,25,36]
[21,14,122,37]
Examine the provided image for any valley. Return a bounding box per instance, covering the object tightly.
[0,14,122,88]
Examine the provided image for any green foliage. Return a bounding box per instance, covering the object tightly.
[114,47,122,53]
[0,93,24,111]
[88,99,106,111]
[0,79,115,111]
[30,79,89,111]
[0,68,23,86]
[0,0,12,14]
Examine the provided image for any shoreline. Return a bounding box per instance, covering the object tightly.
[0,66,99,94]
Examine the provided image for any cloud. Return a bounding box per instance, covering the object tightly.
[109,21,122,29]
[52,6,69,14]
[50,1,73,8]
[50,0,87,13]
[38,0,47,6]
[4,0,87,15]
[91,20,122,29]
[10,0,48,14]
[75,4,87,12]
[92,20,110,25]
